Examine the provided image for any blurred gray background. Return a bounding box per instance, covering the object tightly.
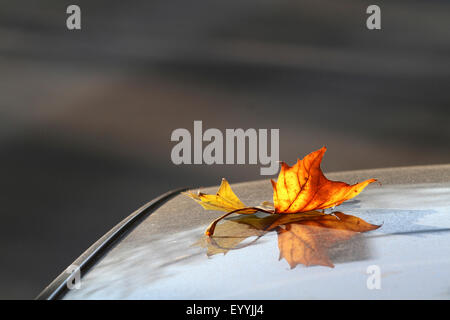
[0,0,449,299]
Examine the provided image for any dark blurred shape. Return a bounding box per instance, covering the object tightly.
[0,0,449,298]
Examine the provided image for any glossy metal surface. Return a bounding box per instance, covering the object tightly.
[62,165,450,299]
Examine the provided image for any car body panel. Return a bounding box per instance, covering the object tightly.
[42,164,450,299]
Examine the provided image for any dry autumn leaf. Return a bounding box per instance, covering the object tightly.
[185,147,377,236]
[184,179,267,236]
[184,178,257,214]
[272,147,376,213]
[196,212,380,268]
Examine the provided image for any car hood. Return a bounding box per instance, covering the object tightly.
[62,165,450,299]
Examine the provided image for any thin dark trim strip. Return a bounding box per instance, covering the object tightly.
[36,187,188,300]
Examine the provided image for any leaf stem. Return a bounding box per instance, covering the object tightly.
[205,206,273,237]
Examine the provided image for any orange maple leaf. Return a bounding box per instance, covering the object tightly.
[185,147,377,236]
[271,147,376,213]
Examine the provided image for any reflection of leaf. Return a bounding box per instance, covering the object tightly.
[272,147,376,213]
[184,147,377,236]
[197,212,380,269]
[276,213,380,268]
[194,217,266,256]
